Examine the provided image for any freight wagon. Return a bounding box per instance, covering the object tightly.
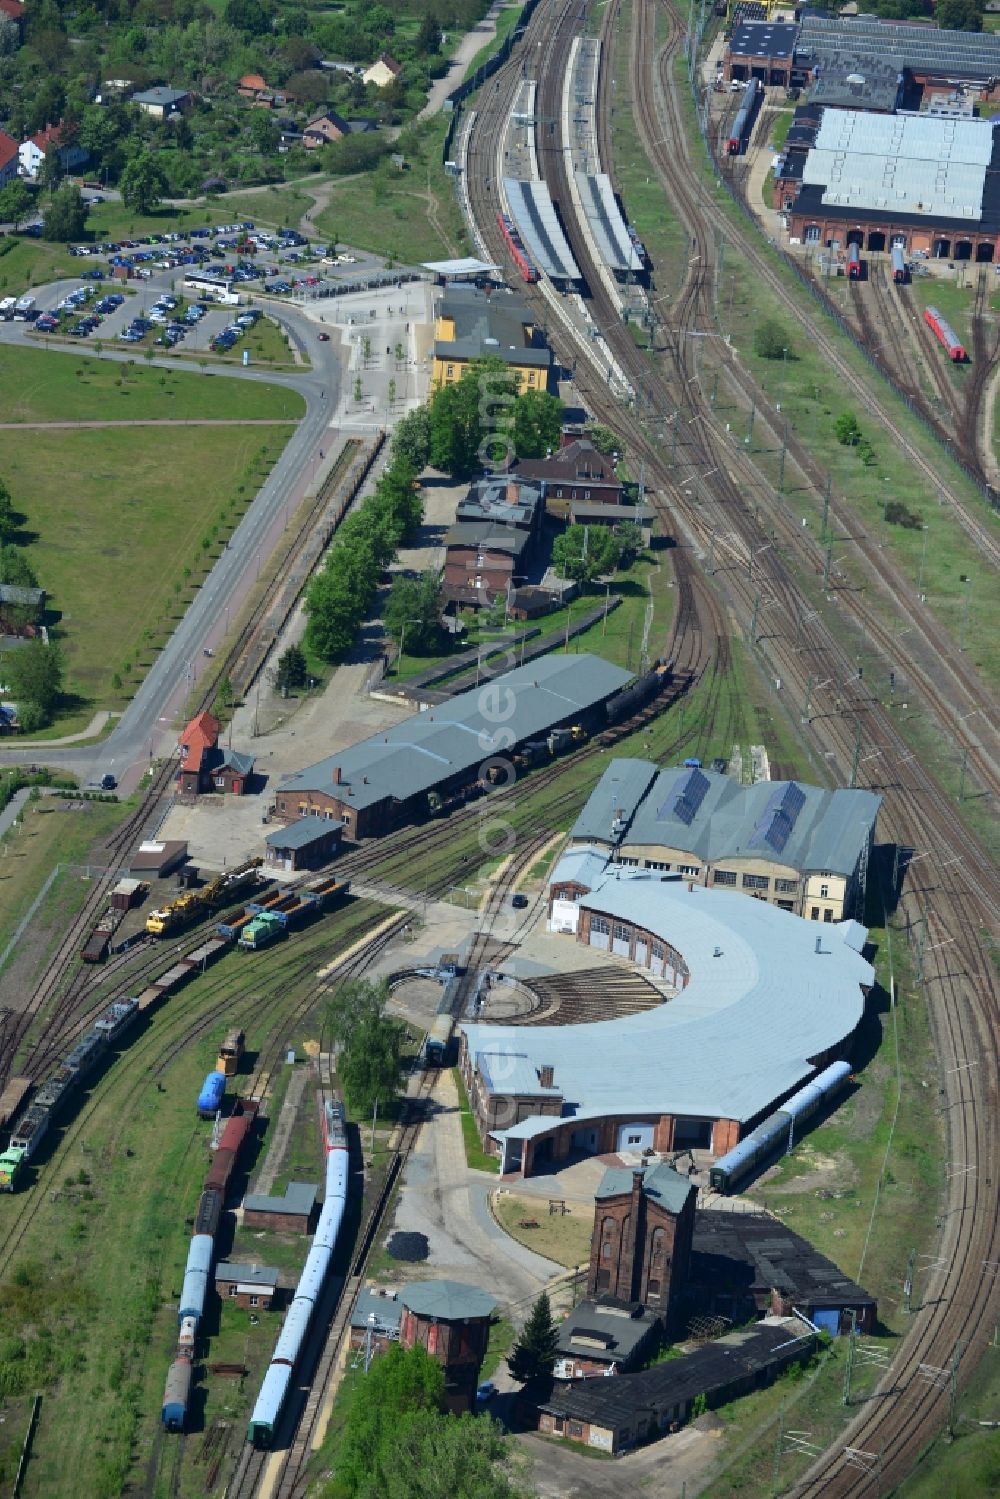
[925,305,967,362]
[424,1012,454,1067]
[0,1075,31,1132]
[217,1028,245,1077]
[162,1354,193,1432]
[727,79,759,155]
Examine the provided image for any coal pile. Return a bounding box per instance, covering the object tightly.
[386,1230,429,1262]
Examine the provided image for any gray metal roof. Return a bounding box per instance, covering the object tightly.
[803,111,993,219]
[595,1160,694,1214]
[399,1280,497,1320]
[557,1300,659,1362]
[575,174,642,274]
[797,14,1000,77]
[265,814,338,850]
[807,54,901,113]
[278,654,633,811]
[570,758,659,845]
[215,1262,279,1287]
[550,845,610,891]
[351,1287,403,1332]
[134,86,189,104]
[620,767,880,878]
[434,283,551,368]
[477,1051,562,1096]
[244,1181,318,1216]
[467,874,874,1128]
[504,178,582,282]
[444,521,530,555]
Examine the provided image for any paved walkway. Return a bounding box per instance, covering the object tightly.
[418,0,508,120]
[0,787,29,841]
[390,1067,560,1318]
[10,710,114,748]
[251,1063,312,1197]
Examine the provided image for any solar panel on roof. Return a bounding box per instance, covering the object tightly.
[750,782,806,854]
[663,767,711,827]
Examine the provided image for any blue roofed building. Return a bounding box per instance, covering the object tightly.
[571,762,880,922]
[460,871,874,1176]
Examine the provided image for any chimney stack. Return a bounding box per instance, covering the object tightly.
[538,1064,554,1088]
[333,766,341,785]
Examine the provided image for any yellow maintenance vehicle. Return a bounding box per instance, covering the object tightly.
[146,859,263,937]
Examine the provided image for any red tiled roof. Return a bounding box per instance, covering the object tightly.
[0,0,25,20]
[0,132,17,171]
[239,73,267,91]
[179,711,220,772]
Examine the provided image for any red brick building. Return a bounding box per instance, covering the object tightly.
[215,1262,279,1310]
[442,520,530,607]
[516,434,625,510]
[242,1181,317,1234]
[398,1281,497,1413]
[589,1163,695,1334]
[178,711,255,796]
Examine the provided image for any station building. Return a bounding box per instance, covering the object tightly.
[273,654,633,840]
[430,284,552,394]
[565,760,880,923]
[460,871,874,1176]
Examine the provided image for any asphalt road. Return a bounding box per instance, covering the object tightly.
[0,277,343,787]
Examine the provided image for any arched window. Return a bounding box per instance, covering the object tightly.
[600,1216,616,1261]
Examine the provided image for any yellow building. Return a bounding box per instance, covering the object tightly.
[363,53,402,88]
[431,284,552,395]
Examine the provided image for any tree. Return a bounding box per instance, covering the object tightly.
[427,365,517,479]
[42,183,87,242]
[0,545,38,590]
[119,151,168,214]
[383,572,441,656]
[0,181,33,230]
[391,407,431,471]
[352,1410,530,1499]
[338,1011,406,1117]
[835,412,862,447]
[38,149,65,194]
[327,977,392,1050]
[507,1292,558,1384]
[0,481,18,547]
[936,0,983,27]
[224,0,272,33]
[615,518,644,565]
[512,389,564,459]
[336,1345,446,1498]
[416,12,442,53]
[551,523,621,583]
[754,318,792,361]
[249,111,279,155]
[273,642,307,692]
[1,641,63,725]
[586,423,622,458]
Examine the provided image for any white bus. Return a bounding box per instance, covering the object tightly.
[0,296,16,320]
[183,274,240,305]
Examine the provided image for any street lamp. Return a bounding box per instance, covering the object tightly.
[917,524,930,597]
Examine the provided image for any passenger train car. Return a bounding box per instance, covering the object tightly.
[247,1100,349,1446]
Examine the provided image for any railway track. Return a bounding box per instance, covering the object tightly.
[0,437,367,1099]
[460,1,999,1491]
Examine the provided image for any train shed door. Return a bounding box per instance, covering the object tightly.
[617,1122,655,1152]
[811,1308,841,1335]
[976,242,995,262]
[673,1118,712,1149]
[933,238,951,258]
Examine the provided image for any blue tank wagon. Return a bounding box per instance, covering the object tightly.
[196,1071,226,1119]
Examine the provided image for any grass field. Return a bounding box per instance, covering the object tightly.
[3,421,295,731]
[492,1192,593,1268]
[315,115,468,264]
[453,1067,500,1173]
[0,342,304,422]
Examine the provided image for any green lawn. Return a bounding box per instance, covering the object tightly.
[0,342,304,422]
[201,183,318,233]
[452,1068,500,1173]
[0,237,81,295]
[315,115,468,264]
[3,422,295,729]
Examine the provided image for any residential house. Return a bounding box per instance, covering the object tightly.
[18,122,88,181]
[0,0,25,36]
[363,53,402,88]
[177,710,255,796]
[516,434,625,509]
[132,87,192,119]
[0,583,45,634]
[237,74,286,108]
[431,284,552,396]
[442,520,531,607]
[0,131,19,188]
[303,111,350,148]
